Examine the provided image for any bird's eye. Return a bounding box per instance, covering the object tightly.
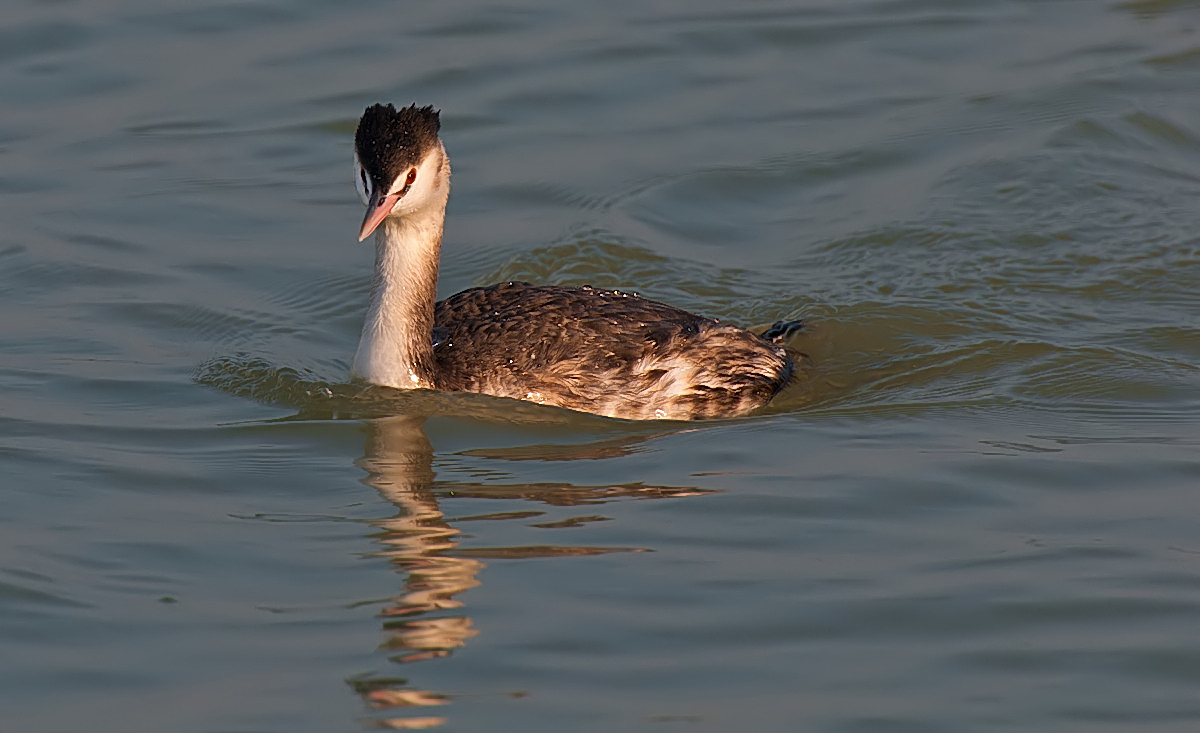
[406,169,417,185]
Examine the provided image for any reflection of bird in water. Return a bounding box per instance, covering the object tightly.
[360,417,481,662]
[349,103,804,420]
[351,416,714,729]
[353,416,467,728]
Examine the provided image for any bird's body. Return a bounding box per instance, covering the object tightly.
[430,282,793,420]
[349,104,800,420]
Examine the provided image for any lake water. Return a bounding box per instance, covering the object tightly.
[2,0,1199,730]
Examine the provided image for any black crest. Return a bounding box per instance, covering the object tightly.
[355,103,441,182]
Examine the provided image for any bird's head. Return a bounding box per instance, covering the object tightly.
[353,103,447,241]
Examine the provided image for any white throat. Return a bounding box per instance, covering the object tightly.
[350,164,449,389]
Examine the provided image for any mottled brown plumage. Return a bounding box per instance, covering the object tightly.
[350,103,801,420]
[430,282,794,420]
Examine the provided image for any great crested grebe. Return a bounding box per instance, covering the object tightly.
[350,103,801,420]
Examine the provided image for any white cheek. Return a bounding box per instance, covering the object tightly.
[353,153,371,206]
[387,174,413,199]
[387,172,422,212]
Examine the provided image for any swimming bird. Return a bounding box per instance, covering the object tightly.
[350,103,801,420]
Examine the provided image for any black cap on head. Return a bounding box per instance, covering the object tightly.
[354,103,441,181]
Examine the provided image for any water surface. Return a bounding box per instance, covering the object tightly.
[2,0,1199,730]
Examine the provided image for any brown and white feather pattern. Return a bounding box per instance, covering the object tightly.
[431,282,794,420]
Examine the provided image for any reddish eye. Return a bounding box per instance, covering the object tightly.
[406,169,417,185]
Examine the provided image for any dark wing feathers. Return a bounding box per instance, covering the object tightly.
[430,282,795,419]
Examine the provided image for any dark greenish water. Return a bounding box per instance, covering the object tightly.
[3,0,1199,730]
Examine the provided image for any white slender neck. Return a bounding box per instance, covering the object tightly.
[351,165,449,389]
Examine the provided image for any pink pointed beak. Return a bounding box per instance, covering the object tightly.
[358,190,403,242]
